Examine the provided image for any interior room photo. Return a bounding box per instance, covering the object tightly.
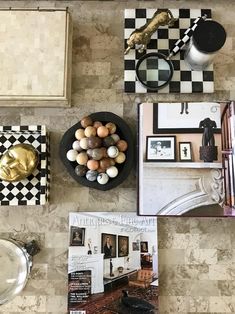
[0,1,234,314]
[68,212,158,313]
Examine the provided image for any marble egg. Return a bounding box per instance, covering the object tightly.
[100,147,108,158]
[97,173,109,185]
[106,166,118,178]
[93,121,103,128]
[100,158,111,171]
[75,165,87,177]
[116,140,128,152]
[80,138,89,150]
[84,126,97,138]
[87,159,99,171]
[87,149,93,158]
[109,159,116,166]
[67,149,78,162]
[76,152,88,165]
[88,136,102,149]
[103,136,115,148]
[111,134,120,143]
[81,116,93,128]
[91,148,103,161]
[107,146,119,158]
[75,128,85,140]
[72,140,82,152]
[105,122,116,134]
[97,126,109,138]
[86,170,98,181]
[115,152,126,164]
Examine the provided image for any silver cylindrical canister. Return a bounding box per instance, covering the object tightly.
[184,20,226,71]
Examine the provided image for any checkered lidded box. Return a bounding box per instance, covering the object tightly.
[0,125,50,206]
[124,8,214,94]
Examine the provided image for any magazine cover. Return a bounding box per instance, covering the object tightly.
[68,212,158,314]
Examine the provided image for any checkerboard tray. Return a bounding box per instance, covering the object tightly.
[0,125,50,206]
[124,8,214,93]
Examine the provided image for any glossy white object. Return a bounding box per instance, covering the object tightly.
[66,149,78,162]
[72,140,81,151]
[106,166,118,178]
[107,146,119,158]
[97,173,109,185]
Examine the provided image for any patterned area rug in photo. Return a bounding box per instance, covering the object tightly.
[96,286,158,314]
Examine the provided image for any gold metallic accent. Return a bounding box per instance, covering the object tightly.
[124,9,178,54]
[0,144,39,182]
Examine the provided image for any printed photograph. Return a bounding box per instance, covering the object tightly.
[70,226,85,246]
[101,233,117,259]
[179,142,192,161]
[146,136,176,161]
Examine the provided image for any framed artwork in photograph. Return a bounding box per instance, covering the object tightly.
[179,142,193,161]
[101,233,117,259]
[153,102,221,134]
[118,236,129,257]
[132,242,140,251]
[70,226,85,246]
[146,136,176,162]
[140,241,148,253]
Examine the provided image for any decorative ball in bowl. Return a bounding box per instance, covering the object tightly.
[59,112,134,191]
[117,266,124,273]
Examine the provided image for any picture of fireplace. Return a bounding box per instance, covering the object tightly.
[68,212,158,314]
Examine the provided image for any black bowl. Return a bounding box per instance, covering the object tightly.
[59,112,134,191]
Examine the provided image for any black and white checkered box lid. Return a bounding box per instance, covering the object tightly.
[0,125,50,206]
[124,8,214,94]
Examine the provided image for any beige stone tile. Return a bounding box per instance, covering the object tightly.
[159,296,188,313]
[209,296,235,313]
[0,296,46,312]
[189,296,210,313]
[185,249,217,265]
[159,248,186,265]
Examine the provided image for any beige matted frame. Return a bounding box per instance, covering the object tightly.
[0,7,72,107]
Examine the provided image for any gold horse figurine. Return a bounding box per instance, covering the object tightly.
[124,9,178,54]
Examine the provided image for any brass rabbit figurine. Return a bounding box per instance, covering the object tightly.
[124,9,178,54]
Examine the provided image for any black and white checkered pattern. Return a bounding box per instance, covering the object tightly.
[0,125,50,206]
[124,8,214,93]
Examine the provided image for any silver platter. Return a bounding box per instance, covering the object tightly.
[0,238,31,305]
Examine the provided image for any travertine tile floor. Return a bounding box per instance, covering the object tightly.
[0,1,234,313]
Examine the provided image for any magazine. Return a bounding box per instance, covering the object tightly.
[68,212,158,314]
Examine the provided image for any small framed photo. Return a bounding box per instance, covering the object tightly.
[132,242,140,251]
[141,241,148,253]
[101,233,117,259]
[70,226,85,246]
[179,142,193,161]
[146,136,176,162]
[118,235,129,257]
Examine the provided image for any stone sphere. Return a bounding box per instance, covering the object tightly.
[75,129,85,140]
[110,158,116,166]
[76,152,88,165]
[100,158,111,171]
[86,170,98,181]
[110,134,120,143]
[103,136,115,148]
[67,149,78,162]
[91,148,103,161]
[80,138,89,150]
[97,173,109,185]
[93,121,103,129]
[87,159,99,171]
[100,147,108,158]
[81,116,93,128]
[88,136,102,149]
[84,126,97,138]
[106,166,118,178]
[75,165,87,177]
[116,140,128,152]
[87,149,93,158]
[72,140,82,152]
[107,146,119,158]
[105,122,116,134]
[115,152,126,164]
[97,126,109,138]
